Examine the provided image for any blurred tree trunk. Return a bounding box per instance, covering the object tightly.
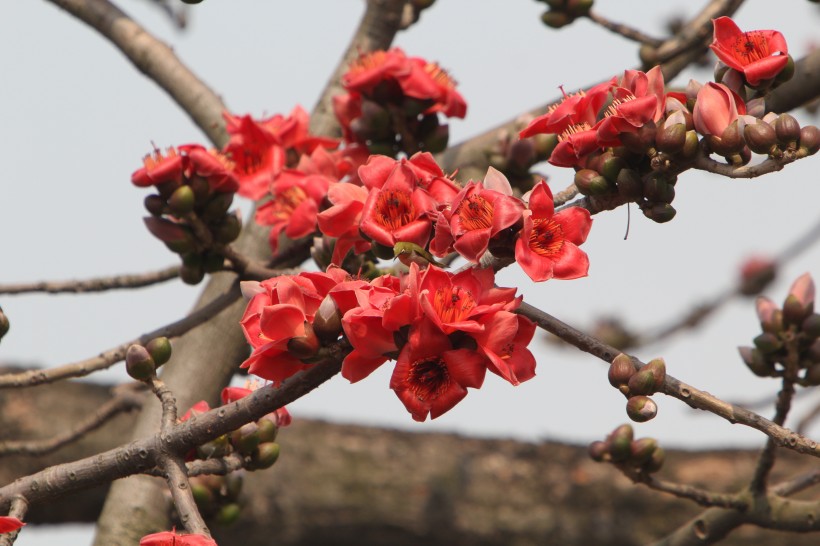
[2,371,818,545]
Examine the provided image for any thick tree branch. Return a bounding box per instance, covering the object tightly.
[47,0,229,146]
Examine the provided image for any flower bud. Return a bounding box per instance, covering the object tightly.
[202,251,226,273]
[588,440,609,462]
[642,203,676,223]
[168,185,196,215]
[802,314,820,339]
[626,395,658,423]
[644,446,666,473]
[744,120,778,155]
[753,332,782,355]
[196,435,230,460]
[189,175,212,205]
[145,337,172,366]
[202,192,234,222]
[533,133,559,159]
[615,168,643,201]
[215,503,242,526]
[799,126,819,155]
[191,482,216,512]
[774,114,801,149]
[755,296,781,333]
[251,442,281,470]
[313,295,343,343]
[574,169,610,195]
[643,176,675,204]
[287,322,320,360]
[224,472,243,500]
[143,217,194,254]
[608,424,634,462]
[541,10,572,28]
[630,437,658,465]
[608,353,637,392]
[0,307,9,341]
[361,100,392,135]
[125,344,156,381]
[567,0,593,16]
[774,54,795,84]
[805,363,820,386]
[179,263,205,285]
[786,273,815,320]
[681,130,700,159]
[144,194,166,216]
[645,358,666,387]
[739,257,776,296]
[656,121,687,153]
[738,346,775,377]
[256,416,278,443]
[213,214,242,244]
[231,422,261,456]
[600,156,626,183]
[423,124,450,154]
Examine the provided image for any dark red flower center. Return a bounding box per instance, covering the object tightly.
[457,194,493,231]
[732,31,770,64]
[529,218,564,257]
[373,189,416,231]
[433,286,476,323]
[407,357,449,402]
[233,145,270,176]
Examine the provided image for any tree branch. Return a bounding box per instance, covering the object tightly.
[0,266,178,295]
[46,0,229,146]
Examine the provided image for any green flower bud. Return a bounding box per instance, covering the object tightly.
[574,169,610,195]
[600,155,625,183]
[125,344,156,381]
[645,358,666,387]
[626,395,658,423]
[422,124,450,154]
[145,337,172,366]
[197,435,230,460]
[224,472,243,500]
[189,175,212,206]
[231,422,261,456]
[168,185,196,215]
[567,0,593,16]
[251,442,281,470]
[774,55,795,84]
[256,417,278,443]
[0,307,9,341]
[215,503,241,526]
[191,482,215,511]
[627,370,656,396]
[643,176,675,204]
[213,214,242,244]
[202,192,234,222]
[642,203,676,223]
[608,424,634,462]
[179,263,205,285]
[541,10,572,28]
[681,130,700,159]
[615,168,643,201]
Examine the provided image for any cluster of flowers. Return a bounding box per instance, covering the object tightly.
[334,47,466,157]
[739,273,820,383]
[239,262,536,421]
[516,17,818,224]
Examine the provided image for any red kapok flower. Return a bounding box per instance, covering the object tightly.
[400,58,467,118]
[390,320,487,421]
[255,169,331,254]
[693,82,746,136]
[0,516,24,534]
[472,310,537,386]
[223,114,285,200]
[359,163,438,249]
[140,530,217,546]
[710,17,789,86]
[221,385,292,427]
[178,144,239,193]
[597,66,666,146]
[342,48,411,94]
[431,168,524,262]
[515,181,592,282]
[132,147,184,188]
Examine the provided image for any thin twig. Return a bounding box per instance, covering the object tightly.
[624,469,747,509]
[586,10,663,46]
[143,452,247,478]
[0,384,144,457]
[0,283,240,389]
[0,265,178,295]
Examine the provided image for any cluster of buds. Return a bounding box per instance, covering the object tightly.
[535,0,593,28]
[608,354,666,423]
[333,48,466,157]
[125,337,173,381]
[189,473,245,527]
[588,423,665,474]
[738,273,820,383]
[182,387,289,470]
[132,145,241,285]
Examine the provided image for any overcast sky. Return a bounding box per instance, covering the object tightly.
[3,1,820,543]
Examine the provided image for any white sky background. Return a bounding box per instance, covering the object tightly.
[2,1,820,543]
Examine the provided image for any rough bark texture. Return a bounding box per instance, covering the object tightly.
[2,373,819,545]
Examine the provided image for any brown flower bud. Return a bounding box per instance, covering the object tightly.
[251,442,281,470]
[626,395,658,423]
[743,120,777,155]
[608,353,637,392]
[774,114,801,149]
[656,122,687,153]
[574,169,610,195]
[608,424,634,462]
[125,344,156,381]
[738,346,775,377]
[799,126,819,155]
[313,295,343,343]
[144,194,166,216]
[630,437,658,465]
[627,370,656,396]
[644,446,666,473]
[642,203,676,223]
[588,440,609,462]
[645,358,666,387]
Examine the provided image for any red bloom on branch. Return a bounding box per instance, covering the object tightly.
[0,516,24,534]
[359,162,439,249]
[342,48,411,94]
[401,58,467,118]
[390,320,487,421]
[132,147,184,188]
[140,530,217,546]
[710,17,789,86]
[597,66,665,146]
[693,82,746,136]
[515,181,592,282]
[178,144,239,193]
[317,182,371,264]
[431,168,524,262]
[221,385,292,427]
[473,310,537,386]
